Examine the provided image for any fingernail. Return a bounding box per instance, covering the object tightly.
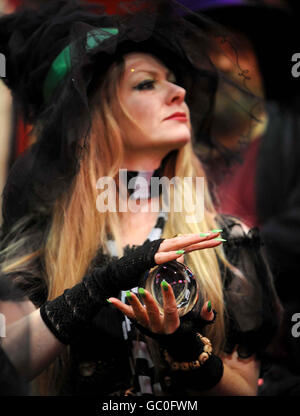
[161,280,169,291]
[211,229,223,233]
[126,290,132,300]
[214,237,226,242]
[176,249,185,254]
[207,300,212,312]
[138,287,146,298]
[199,232,210,237]
[106,299,112,304]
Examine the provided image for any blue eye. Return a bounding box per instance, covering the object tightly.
[134,80,155,91]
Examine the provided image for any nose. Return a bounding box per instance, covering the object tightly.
[166,82,186,105]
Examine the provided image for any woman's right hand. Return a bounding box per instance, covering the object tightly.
[154,232,223,264]
[100,231,224,294]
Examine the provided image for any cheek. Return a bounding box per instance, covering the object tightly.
[125,95,159,128]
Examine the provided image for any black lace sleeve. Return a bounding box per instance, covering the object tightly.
[218,216,282,360]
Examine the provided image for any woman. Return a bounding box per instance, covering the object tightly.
[0,0,280,396]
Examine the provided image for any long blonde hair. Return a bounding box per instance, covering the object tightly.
[1,57,230,394]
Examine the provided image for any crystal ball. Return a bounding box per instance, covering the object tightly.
[140,261,200,317]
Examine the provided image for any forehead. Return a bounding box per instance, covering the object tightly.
[123,52,169,73]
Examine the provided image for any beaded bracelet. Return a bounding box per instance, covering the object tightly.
[163,333,213,371]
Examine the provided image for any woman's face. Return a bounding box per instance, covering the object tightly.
[117,53,191,163]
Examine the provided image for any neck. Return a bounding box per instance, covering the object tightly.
[118,151,173,201]
[122,149,171,171]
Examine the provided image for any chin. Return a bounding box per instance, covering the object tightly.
[174,133,191,145]
[163,137,191,153]
[177,137,191,147]
[166,127,191,144]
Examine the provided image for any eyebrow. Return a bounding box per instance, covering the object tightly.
[129,68,174,78]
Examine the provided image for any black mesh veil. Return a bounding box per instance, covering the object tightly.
[0,0,261,231]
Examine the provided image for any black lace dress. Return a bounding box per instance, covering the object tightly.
[0,215,281,396]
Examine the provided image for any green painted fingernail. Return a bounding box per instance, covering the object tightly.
[214,237,226,242]
[207,300,212,312]
[176,249,185,254]
[106,299,112,304]
[211,229,223,233]
[126,290,132,299]
[138,287,146,298]
[199,232,210,237]
[161,280,169,291]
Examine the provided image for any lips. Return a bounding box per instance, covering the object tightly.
[164,112,187,121]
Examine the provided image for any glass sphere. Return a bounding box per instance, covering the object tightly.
[140,261,200,317]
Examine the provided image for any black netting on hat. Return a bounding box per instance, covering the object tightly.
[177,0,298,185]
[0,0,260,229]
[181,0,298,103]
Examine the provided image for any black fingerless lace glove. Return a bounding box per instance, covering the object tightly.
[134,313,224,392]
[40,238,164,345]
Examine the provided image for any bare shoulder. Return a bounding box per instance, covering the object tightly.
[223,348,260,371]
[222,348,261,392]
[0,300,36,326]
[230,219,250,234]
[217,215,251,237]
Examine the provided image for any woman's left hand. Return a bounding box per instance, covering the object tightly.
[108,283,214,335]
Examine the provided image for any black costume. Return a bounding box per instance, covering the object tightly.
[0,204,280,395]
